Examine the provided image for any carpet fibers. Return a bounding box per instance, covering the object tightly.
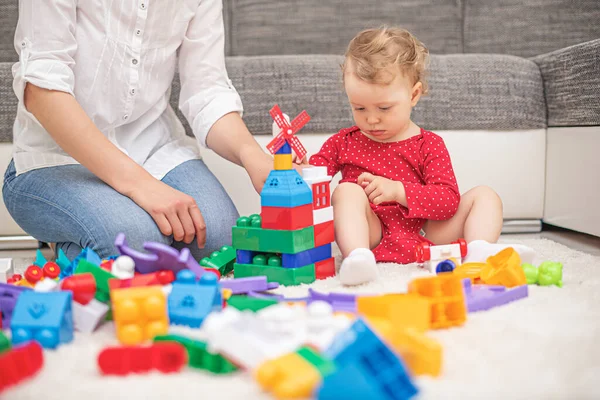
[3,237,600,400]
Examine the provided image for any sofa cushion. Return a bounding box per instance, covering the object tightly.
[463,0,600,58]
[225,0,463,56]
[532,39,600,127]
[225,54,546,135]
[0,62,15,143]
[0,0,17,63]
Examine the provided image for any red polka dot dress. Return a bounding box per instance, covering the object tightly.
[309,126,460,264]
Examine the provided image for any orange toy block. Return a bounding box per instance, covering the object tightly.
[408,274,467,329]
[111,286,169,345]
[255,352,321,399]
[364,317,442,377]
[453,262,486,283]
[357,293,430,332]
[480,247,527,288]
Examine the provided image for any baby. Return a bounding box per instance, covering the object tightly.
[307,27,504,286]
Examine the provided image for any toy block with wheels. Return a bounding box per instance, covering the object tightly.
[415,239,468,274]
[232,105,336,285]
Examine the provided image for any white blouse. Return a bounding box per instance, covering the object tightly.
[11,0,243,179]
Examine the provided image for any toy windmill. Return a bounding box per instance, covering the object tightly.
[266,104,311,161]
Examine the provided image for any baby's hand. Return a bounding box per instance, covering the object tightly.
[357,172,404,205]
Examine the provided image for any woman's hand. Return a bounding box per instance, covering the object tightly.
[128,178,207,248]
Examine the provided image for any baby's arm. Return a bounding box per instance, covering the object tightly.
[308,134,343,177]
[401,136,460,220]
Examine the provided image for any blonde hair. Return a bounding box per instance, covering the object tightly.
[342,26,430,94]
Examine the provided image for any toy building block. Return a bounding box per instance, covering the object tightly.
[357,293,431,332]
[219,276,279,294]
[255,350,323,399]
[61,273,96,305]
[0,341,44,394]
[108,270,176,290]
[1,258,14,283]
[261,170,313,208]
[111,256,136,279]
[320,318,418,400]
[0,331,10,353]
[168,271,222,328]
[480,247,527,288]
[73,299,110,333]
[308,289,357,313]
[314,221,334,248]
[227,295,279,312]
[266,104,310,160]
[463,239,537,265]
[415,239,467,274]
[296,346,337,377]
[55,249,71,275]
[111,286,169,345]
[302,166,332,211]
[34,249,47,268]
[75,259,116,304]
[453,262,486,283]
[11,291,74,349]
[274,152,293,170]
[521,261,563,287]
[315,257,336,280]
[0,283,31,327]
[234,260,316,286]
[154,334,238,374]
[233,215,315,254]
[199,245,236,276]
[408,274,467,329]
[34,278,59,293]
[463,279,528,312]
[97,342,187,375]
[115,233,205,278]
[261,204,314,230]
[60,247,103,279]
[281,243,332,269]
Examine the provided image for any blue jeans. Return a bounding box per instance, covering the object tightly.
[2,159,239,261]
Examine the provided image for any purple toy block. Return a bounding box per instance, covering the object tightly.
[247,291,309,302]
[0,283,32,326]
[463,279,528,312]
[219,277,280,294]
[308,289,358,313]
[114,233,205,278]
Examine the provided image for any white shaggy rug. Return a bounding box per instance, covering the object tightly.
[3,237,600,400]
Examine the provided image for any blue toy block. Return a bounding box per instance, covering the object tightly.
[236,249,253,264]
[59,247,102,279]
[10,291,74,349]
[34,249,47,268]
[168,272,222,328]
[281,243,332,269]
[55,249,72,275]
[322,318,418,400]
[260,170,313,208]
[275,141,292,155]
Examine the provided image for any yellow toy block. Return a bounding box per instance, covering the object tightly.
[453,262,486,283]
[357,293,430,332]
[481,247,527,288]
[274,153,293,170]
[255,352,321,399]
[408,274,467,329]
[111,286,169,345]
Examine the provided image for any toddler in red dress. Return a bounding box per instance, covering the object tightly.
[308,27,504,285]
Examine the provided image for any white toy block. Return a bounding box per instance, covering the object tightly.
[418,243,463,274]
[34,279,59,292]
[111,256,135,279]
[313,206,333,224]
[0,258,14,283]
[304,301,353,351]
[463,240,538,265]
[73,299,109,333]
[302,166,332,186]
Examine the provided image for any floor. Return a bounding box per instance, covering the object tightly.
[1,224,599,274]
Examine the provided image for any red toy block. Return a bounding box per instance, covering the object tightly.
[61,273,96,305]
[42,262,61,279]
[314,220,334,248]
[261,204,314,230]
[0,341,44,394]
[24,265,43,285]
[315,257,336,279]
[98,342,187,375]
[108,270,176,290]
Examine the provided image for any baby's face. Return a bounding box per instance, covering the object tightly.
[344,68,421,143]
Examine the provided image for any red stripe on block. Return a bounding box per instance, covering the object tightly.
[314,220,334,248]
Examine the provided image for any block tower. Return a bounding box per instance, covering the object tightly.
[232,105,336,286]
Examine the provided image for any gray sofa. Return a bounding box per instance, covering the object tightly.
[1,0,599,249]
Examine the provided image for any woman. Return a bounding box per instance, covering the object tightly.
[2,0,273,260]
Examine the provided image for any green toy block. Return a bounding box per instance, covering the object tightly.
[521,263,539,284]
[226,295,279,312]
[75,259,116,319]
[538,261,563,287]
[154,334,238,374]
[232,215,314,254]
[296,346,336,377]
[0,331,11,354]
[234,262,315,286]
[199,245,236,276]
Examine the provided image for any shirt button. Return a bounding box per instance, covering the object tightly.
[123,115,129,120]
[132,59,138,65]
[136,29,142,36]
[21,41,26,48]
[130,88,136,95]
[140,2,146,9]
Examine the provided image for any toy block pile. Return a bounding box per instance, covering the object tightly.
[232,105,336,286]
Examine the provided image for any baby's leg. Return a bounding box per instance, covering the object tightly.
[422,185,503,245]
[332,183,382,285]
